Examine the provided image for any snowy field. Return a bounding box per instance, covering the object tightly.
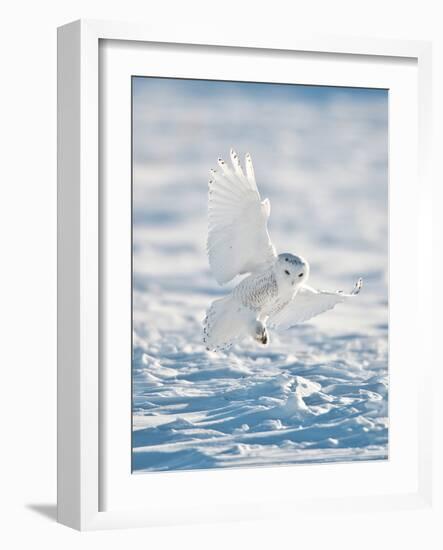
[132,78,388,473]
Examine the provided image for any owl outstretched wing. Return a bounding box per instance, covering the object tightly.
[270,278,362,329]
[207,149,277,285]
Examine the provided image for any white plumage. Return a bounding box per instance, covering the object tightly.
[203,149,362,351]
[207,150,276,284]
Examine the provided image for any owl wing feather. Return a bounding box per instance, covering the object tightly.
[207,149,277,285]
[270,278,362,328]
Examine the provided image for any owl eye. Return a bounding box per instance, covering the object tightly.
[298,273,304,278]
[284,270,290,275]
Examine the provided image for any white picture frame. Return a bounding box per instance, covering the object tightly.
[57,19,433,531]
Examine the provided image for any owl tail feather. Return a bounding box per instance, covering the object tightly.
[203,294,256,351]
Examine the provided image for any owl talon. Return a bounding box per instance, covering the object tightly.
[255,322,269,345]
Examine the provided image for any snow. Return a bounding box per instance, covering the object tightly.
[132,78,388,473]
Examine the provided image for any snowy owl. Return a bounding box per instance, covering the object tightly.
[203,149,362,351]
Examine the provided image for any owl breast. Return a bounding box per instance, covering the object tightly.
[233,270,279,313]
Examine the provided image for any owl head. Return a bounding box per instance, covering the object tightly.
[276,253,310,286]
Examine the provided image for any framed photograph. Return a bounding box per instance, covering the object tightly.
[57,20,433,530]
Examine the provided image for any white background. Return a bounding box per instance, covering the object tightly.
[0,1,441,549]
